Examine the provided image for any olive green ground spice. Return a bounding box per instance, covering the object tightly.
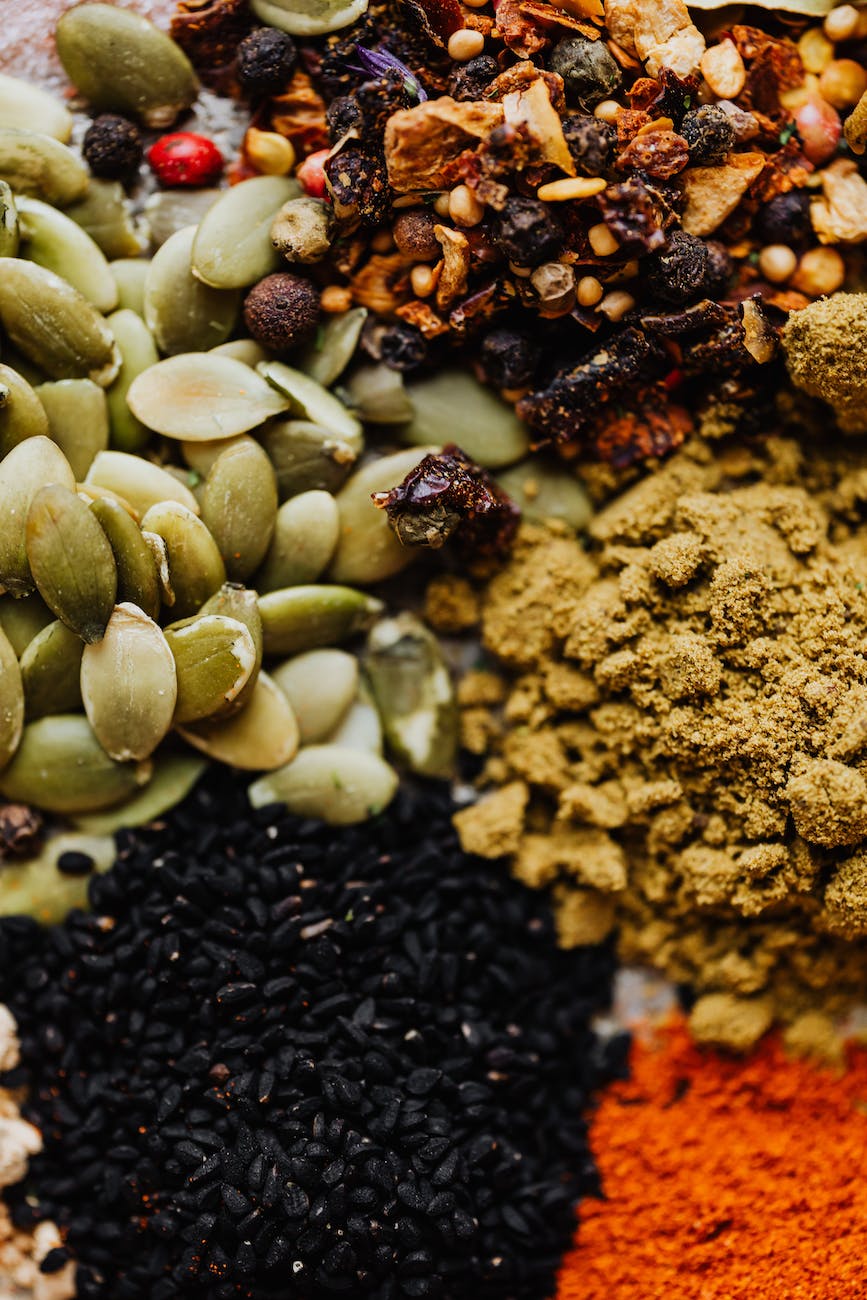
[455,432,867,1042]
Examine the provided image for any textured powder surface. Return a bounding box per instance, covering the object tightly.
[783,294,867,436]
[459,434,867,1036]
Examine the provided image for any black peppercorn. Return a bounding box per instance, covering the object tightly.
[482,328,542,389]
[82,114,142,181]
[681,105,735,166]
[642,230,710,305]
[704,239,733,297]
[755,189,813,249]
[325,148,391,228]
[236,27,297,97]
[548,35,621,110]
[449,54,499,101]
[561,114,616,175]
[494,197,564,266]
[243,272,320,351]
[377,322,428,371]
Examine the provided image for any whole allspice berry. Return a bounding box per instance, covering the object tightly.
[243,272,320,351]
[82,114,143,181]
[392,209,441,261]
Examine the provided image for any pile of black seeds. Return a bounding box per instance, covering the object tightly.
[0,774,624,1300]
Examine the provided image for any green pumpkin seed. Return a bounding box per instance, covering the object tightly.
[89,496,161,621]
[496,458,593,530]
[180,434,246,477]
[0,260,119,386]
[72,750,206,833]
[104,309,159,453]
[81,602,177,760]
[0,714,150,812]
[192,175,301,289]
[259,360,363,445]
[85,450,200,517]
[0,74,73,142]
[56,4,198,128]
[200,438,278,581]
[329,448,437,586]
[256,489,339,591]
[109,259,150,316]
[144,188,219,248]
[0,363,49,456]
[127,353,290,441]
[258,584,383,657]
[210,340,271,369]
[346,364,415,424]
[35,380,109,480]
[0,436,76,596]
[365,613,458,779]
[165,614,257,724]
[326,680,383,754]
[178,671,299,770]
[248,744,398,825]
[261,419,359,500]
[0,592,53,656]
[65,179,145,260]
[19,619,84,720]
[271,648,357,744]
[0,127,89,205]
[298,307,367,387]
[140,501,226,620]
[250,0,370,37]
[198,582,263,711]
[0,830,116,925]
[403,369,529,468]
[0,180,18,257]
[26,483,118,642]
[0,623,24,770]
[145,225,240,356]
[17,196,118,313]
[142,529,174,607]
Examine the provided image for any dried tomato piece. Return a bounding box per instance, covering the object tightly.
[270,70,329,156]
[589,383,692,467]
[493,0,550,58]
[616,127,689,179]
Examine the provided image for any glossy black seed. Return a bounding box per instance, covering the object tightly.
[56,850,95,876]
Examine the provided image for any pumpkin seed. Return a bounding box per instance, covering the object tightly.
[165,614,257,723]
[259,360,363,444]
[346,364,415,424]
[127,352,291,441]
[365,613,458,779]
[192,175,301,289]
[140,501,225,620]
[271,648,358,744]
[250,0,370,38]
[55,4,198,128]
[75,481,139,518]
[256,489,339,591]
[72,750,206,833]
[298,307,367,387]
[144,187,219,249]
[17,196,118,313]
[0,363,49,456]
[143,530,174,607]
[200,437,278,580]
[0,714,150,812]
[0,830,116,925]
[198,583,263,711]
[0,260,119,386]
[178,671,299,770]
[0,623,24,771]
[496,458,593,530]
[248,744,398,825]
[104,309,159,453]
[109,259,149,316]
[0,74,73,142]
[403,369,529,468]
[65,179,145,260]
[19,619,84,720]
[35,380,109,479]
[261,419,359,500]
[81,602,177,761]
[329,447,437,586]
[0,127,89,205]
[85,450,200,517]
[0,592,53,656]
[89,496,161,621]
[0,436,76,597]
[258,584,383,657]
[326,680,383,754]
[0,180,18,257]
[145,225,240,356]
[210,339,271,368]
[180,434,246,477]
[26,483,118,642]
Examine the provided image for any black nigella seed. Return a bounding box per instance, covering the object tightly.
[0,770,620,1299]
[56,849,96,876]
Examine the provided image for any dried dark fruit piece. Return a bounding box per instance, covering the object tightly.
[449,54,499,102]
[681,105,736,167]
[403,0,464,47]
[82,114,143,181]
[493,197,564,266]
[481,327,542,389]
[366,321,428,371]
[237,27,297,98]
[548,35,621,111]
[755,189,813,249]
[325,148,391,229]
[327,95,363,147]
[596,177,669,253]
[642,231,710,306]
[561,114,615,176]
[170,0,253,83]
[704,240,733,297]
[629,69,700,129]
[590,382,692,467]
[242,272,320,351]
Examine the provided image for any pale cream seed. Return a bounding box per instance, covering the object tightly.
[577,275,604,306]
[597,290,635,322]
[791,247,846,296]
[448,184,485,227]
[798,27,834,75]
[593,99,622,123]
[410,264,436,297]
[819,58,867,108]
[447,28,485,60]
[824,4,859,42]
[320,284,353,313]
[432,192,451,218]
[536,176,607,202]
[758,244,797,284]
[588,221,619,256]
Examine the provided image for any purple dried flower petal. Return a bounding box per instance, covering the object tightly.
[349,45,427,101]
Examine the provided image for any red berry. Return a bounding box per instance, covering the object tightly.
[794,95,842,166]
[297,149,330,199]
[147,132,224,187]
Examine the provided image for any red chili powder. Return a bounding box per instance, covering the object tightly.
[558,1019,867,1300]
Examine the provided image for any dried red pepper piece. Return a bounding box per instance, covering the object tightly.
[590,382,692,467]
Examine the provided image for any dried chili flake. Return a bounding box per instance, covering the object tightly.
[494,0,550,57]
[733,25,804,126]
[589,382,692,466]
[270,69,329,157]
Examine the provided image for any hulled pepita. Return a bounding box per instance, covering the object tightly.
[0,180,18,257]
[0,363,49,456]
[109,259,150,316]
[403,369,530,468]
[89,496,161,621]
[261,419,359,500]
[165,614,257,724]
[143,530,174,607]
[298,307,367,387]
[0,74,73,142]
[127,352,291,441]
[326,680,383,754]
[259,360,363,444]
[65,179,145,260]
[0,436,76,596]
[55,4,198,127]
[178,671,299,770]
[198,583,263,712]
[25,483,118,642]
[19,619,84,720]
[140,501,226,620]
[0,714,151,812]
[180,434,246,477]
[17,196,118,314]
[346,364,415,425]
[258,584,383,657]
[496,458,594,530]
[250,0,370,38]
[256,489,339,591]
[81,602,177,760]
[145,225,240,356]
[192,175,301,289]
[0,623,24,771]
[209,339,271,369]
[0,260,119,386]
[329,448,437,586]
[0,831,116,925]
[365,613,458,779]
[144,188,219,249]
[86,450,199,517]
[0,127,89,205]
[35,379,109,479]
[0,592,53,657]
[104,309,159,453]
[72,751,207,834]
[271,648,358,744]
[200,437,278,581]
[248,744,398,825]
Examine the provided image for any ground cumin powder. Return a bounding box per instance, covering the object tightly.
[454,432,867,1043]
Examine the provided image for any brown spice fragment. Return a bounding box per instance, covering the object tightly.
[502,76,576,176]
[348,252,412,315]
[384,98,504,192]
[844,89,867,155]
[170,0,252,83]
[424,574,481,632]
[270,69,329,157]
[495,0,550,57]
[433,224,471,308]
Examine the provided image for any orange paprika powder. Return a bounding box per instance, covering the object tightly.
[558,1019,867,1300]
